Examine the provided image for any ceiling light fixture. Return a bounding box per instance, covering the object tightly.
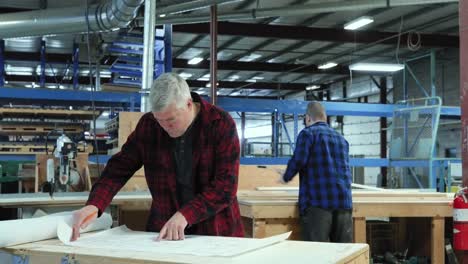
[179,72,193,79]
[188,57,203,65]
[344,16,374,30]
[349,63,405,72]
[239,53,262,62]
[318,62,337,70]
[305,85,320,91]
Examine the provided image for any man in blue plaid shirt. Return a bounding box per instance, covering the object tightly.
[280,101,353,243]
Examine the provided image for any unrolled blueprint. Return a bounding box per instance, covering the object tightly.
[58,224,291,257]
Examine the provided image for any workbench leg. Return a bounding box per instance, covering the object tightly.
[431,216,444,264]
[254,220,267,238]
[353,217,366,243]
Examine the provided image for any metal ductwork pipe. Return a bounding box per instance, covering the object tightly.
[0,0,144,38]
[158,0,243,15]
[138,0,458,26]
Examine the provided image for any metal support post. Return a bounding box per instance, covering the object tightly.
[272,110,279,157]
[95,60,101,91]
[72,43,79,90]
[0,39,4,87]
[209,5,218,105]
[293,113,298,144]
[380,77,388,187]
[141,0,156,112]
[164,24,173,72]
[430,49,437,97]
[241,112,246,157]
[460,0,468,191]
[403,63,408,101]
[280,114,294,152]
[40,40,46,88]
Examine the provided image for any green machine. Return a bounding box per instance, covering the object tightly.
[0,161,35,192]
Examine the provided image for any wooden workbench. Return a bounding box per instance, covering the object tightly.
[4,235,369,264]
[0,190,452,263]
[238,190,453,264]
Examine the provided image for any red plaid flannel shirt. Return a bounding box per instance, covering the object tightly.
[86,93,244,237]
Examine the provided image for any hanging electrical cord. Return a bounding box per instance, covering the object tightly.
[407,31,421,51]
[85,0,101,177]
[395,16,404,65]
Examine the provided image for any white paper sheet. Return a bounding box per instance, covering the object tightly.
[60,225,291,257]
[0,211,112,248]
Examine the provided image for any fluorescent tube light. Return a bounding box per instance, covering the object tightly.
[188,57,203,65]
[318,62,337,69]
[344,16,374,30]
[306,85,320,91]
[349,63,405,72]
[197,74,210,81]
[239,53,262,62]
[179,72,193,79]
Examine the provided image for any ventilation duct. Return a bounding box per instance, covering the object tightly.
[0,0,144,38]
[144,0,458,25]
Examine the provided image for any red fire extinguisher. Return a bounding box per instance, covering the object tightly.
[454,187,468,250]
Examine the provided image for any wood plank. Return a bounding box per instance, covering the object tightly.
[253,220,266,238]
[353,217,366,243]
[431,217,445,264]
[238,165,298,190]
[0,108,99,120]
[0,124,84,135]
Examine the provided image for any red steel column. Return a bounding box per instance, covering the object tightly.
[210,5,218,105]
[459,0,468,262]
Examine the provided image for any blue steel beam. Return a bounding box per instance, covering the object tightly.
[0,89,459,118]
[215,97,460,118]
[0,87,140,106]
[217,97,395,116]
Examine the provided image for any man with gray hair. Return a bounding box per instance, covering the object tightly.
[279,101,353,243]
[71,73,244,241]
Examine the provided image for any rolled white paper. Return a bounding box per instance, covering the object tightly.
[0,211,112,247]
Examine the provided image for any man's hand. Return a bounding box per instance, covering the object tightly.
[275,168,287,184]
[71,205,98,241]
[156,212,188,241]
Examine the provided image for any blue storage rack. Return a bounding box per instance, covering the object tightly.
[108,26,172,87]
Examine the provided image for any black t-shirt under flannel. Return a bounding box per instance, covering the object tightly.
[172,115,199,207]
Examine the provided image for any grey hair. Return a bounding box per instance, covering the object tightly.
[149,73,192,112]
[306,101,327,121]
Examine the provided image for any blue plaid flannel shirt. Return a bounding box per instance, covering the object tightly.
[283,121,352,215]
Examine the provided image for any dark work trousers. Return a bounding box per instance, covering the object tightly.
[300,206,353,243]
